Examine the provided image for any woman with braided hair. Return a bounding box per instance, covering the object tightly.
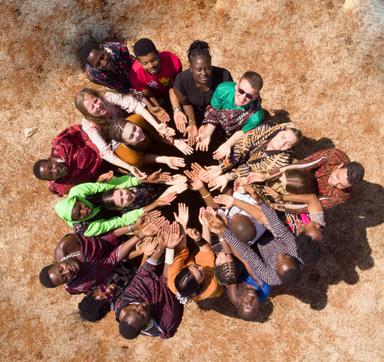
[172,40,232,146]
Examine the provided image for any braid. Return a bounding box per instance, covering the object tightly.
[187,40,211,63]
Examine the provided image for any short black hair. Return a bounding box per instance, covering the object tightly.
[187,40,211,63]
[79,40,99,65]
[280,262,301,285]
[133,38,157,57]
[296,234,321,264]
[175,267,201,298]
[78,294,111,322]
[119,320,141,339]
[345,162,364,185]
[214,260,242,285]
[39,264,56,288]
[33,159,49,180]
[240,71,263,92]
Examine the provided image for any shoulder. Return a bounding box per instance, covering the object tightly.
[212,66,232,80]
[215,81,236,94]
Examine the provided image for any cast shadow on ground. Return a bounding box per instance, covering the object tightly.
[197,293,274,323]
[264,179,382,310]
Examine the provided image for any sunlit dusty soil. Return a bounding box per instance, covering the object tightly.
[0,0,383,361]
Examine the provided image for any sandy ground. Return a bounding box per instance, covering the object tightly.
[0,0,383,361]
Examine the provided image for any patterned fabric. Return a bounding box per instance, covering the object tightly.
[86,42,135,93]
[65,232,121,294]
[221,123,295,178]
[48,124,108,196]
[223,203,302,286]
[114,263,184,339]
[203,99,261,137]
[121,184,163,213]
[303,148,351,209]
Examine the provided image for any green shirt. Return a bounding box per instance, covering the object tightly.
[55,175,144,237]
[210,81,264,132]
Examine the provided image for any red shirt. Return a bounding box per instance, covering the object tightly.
[304,148,351,209]
[48,125,108,196]
[129,51,182,97]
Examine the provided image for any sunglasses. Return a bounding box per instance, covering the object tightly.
[237,87,257,100]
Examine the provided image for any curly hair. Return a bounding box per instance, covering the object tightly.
[214,260,242,286]
[296,234,321,264]
[187,40,211,63]
[345,162,364,185]
[39,264,56,288]
[133,38,157,57]
[78,294,111,322]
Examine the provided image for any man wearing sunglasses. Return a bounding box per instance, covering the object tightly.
[196,71,264,157]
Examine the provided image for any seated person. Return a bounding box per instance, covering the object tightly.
[78,239,161,322]
[75,88,192,172]
[115,222,184,339]
[286,148,364,209]
[167,204,223,302]
[206,214,270,321]
[129,38,182,118]
[38,214,161,294]
[32,124,108,196]
[54,173,180,237]
[203,123,302,192]
[196,71,264,153]
[79,41,135,94]
[173,40,232,145]
[213,192,320,286]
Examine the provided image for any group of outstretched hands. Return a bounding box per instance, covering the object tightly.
[130,200,232,259]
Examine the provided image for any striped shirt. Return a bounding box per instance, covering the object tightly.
[224,203,302,286]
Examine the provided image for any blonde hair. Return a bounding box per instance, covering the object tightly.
[75,88,108,126]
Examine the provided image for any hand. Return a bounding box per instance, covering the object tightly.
[174,110,188,133]
[204,165,222,182]
[243,184,259,201]
[184,169,204,191]
[144,169,172,184]
[137,216,166,239]
[97,170,114,183]
[149,106,170,123]
[128,166,147,180]
[173,203,189,230]
[162,183,188,196]
[208,174,229,192]
[166,174,187,186]
[155,192,177,207]
[184,124,198,146]
[204,210,226,236]
[186,228,202,242]
[165,222,184,249]
[247,172,268,183]
[213,143,231,160]
[140,210,162,224]
[142,237,160,256]
[198,207,208,228]
[163,156,186,170]
[234,177,248,193]
[174,139,194,156]
[264,186,282,202]
[195,127,211,152]
[214,194,234,209]
[191,162,211,183]
[156,123,176,139]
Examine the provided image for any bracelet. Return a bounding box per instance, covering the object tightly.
[165,248,175,264]
[201,192,210,199]
[173,106,182,112]
[128,225,133,234]
[219,236,225,243]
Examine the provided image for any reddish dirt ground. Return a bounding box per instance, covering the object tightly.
[0,0,383,361]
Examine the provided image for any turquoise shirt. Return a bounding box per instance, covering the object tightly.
[210,81,264,132]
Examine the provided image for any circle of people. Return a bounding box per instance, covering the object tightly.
[34,38,365,340]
